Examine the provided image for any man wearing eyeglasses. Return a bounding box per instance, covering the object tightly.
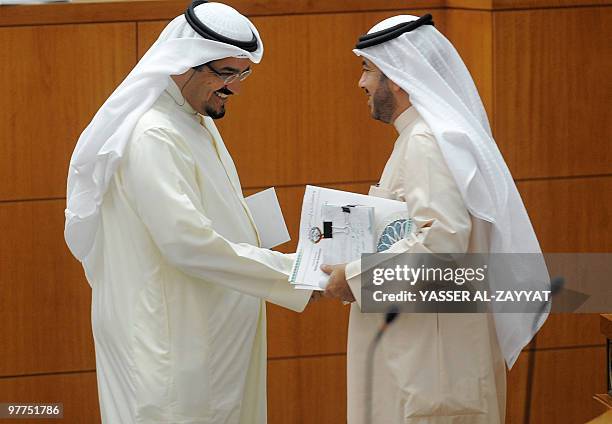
[64,2,312,423]
[174,60,252,119]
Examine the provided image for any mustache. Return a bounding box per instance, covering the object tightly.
[216,87,234,96]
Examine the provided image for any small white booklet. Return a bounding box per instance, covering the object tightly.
[290,185,409,290]
[245,187,290,249]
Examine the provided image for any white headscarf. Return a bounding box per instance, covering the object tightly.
[354,15,549,368]
[64,2,263,262]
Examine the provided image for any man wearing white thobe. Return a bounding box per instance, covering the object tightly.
[323,14,547,424]
[341,104,505,423]
[64,3,310,423]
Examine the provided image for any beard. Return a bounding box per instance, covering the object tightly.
[371,77,396,124]
[205,103,226,119]
[204,87,233,120]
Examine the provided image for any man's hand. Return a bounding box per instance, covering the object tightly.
[321,264,355,303]
[309,291,324,303]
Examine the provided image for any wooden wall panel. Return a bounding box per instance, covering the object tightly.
[516,177,611,351]
[0,23,136,201]
[526,314,605,350]
[268,355,346,424]
[484,0,609,10]
[444,10,494,123]
[0,0,448,28]
[137,21,166,58]
[445,0,611,9]
[0,201,94,376]
[268,300,350,359]
[0,371,100,423]
[494,8,612,180]
[516,176,612,253]
[507,346,606,424]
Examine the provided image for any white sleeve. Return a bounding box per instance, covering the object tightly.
[121,127,310,312]
[346,133,472,307]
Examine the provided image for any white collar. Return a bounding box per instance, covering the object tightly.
[393,106,419,134]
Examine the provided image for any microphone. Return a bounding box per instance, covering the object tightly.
[365,307,399,424]
[549,276,565,296]
[385,308,400,326]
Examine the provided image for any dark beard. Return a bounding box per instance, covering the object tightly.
[205,103,226,119]
[372,77,396,124]
[205,87,232,119]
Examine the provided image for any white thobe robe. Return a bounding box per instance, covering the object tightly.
[83,80,310,424]
[345,107,506,424]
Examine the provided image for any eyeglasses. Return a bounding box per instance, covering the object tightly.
[195,63,252,85]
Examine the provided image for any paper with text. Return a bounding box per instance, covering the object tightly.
[290,185,408,290]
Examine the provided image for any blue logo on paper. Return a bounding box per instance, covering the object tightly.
[377,218,414,252]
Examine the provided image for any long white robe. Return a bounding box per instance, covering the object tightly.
[345,107,506,424]
[83,81,310,423]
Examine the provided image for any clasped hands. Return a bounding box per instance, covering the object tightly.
[309,263,355,303]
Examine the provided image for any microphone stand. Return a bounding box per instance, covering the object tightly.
[523,277,564,424]
[365,307,399,424]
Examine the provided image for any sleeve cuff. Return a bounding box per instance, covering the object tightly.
[346,260,362,308]
[267,278,311,312]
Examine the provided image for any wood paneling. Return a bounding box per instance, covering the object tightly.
[525,314,605,350]
[268,300,350,358]
[0,200,94,377]
[516,176,612,253]
[494,8,612,179]
[0,0,447,28]
[444,10,494,123]
[0,0,186,27]
[516,176,611,353]
[2,0,609,28]
[268,355,346,424]
[137,21,167,58]
[0,371,100,423]
[0,23,136,201]
[446,0,610,10]
[507,346,606,424]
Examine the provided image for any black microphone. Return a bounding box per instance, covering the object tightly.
[550,276,565,295]
[365,306,399,424]
[385,308,400,326]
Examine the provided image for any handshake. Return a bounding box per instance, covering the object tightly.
[310,263,355,304]
[271,186,412,305]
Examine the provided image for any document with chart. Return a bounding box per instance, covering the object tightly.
[289,185,410,290]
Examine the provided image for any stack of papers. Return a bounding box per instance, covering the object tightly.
[290,185,408,290]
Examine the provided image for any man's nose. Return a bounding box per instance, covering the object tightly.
[358,72,367,89]
[227,79,242,95]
